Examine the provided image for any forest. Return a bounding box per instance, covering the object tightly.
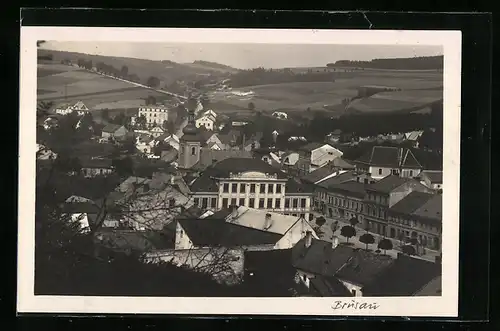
[327,56,444,70]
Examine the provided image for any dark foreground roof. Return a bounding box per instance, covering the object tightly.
[310,276,353,297]
[356,146,422,169]
[179,218,282,247]
[362,253,441,296]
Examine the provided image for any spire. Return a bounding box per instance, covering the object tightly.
[182,101,199,137]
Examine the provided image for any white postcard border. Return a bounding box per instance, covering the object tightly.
[18,27,461,317]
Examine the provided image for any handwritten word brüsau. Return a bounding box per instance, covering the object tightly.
[331,300,380,310]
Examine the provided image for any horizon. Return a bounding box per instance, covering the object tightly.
[39,42,443,70]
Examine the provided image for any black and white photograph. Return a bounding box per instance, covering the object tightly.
[18,28,461,316]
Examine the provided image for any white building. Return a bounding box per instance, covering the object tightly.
[272,111,288,120]
[54,100,89,116]
[133,104,170,127]
[195,109,217,131]
[189,157,314,220]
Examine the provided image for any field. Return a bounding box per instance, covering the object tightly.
[347,89,442,114]
[37,62,164,109]
[208,70,443,115]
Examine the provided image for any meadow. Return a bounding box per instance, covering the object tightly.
[37,62,164,109]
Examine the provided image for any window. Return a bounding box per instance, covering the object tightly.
[364,178,368,184]
[222,198,229,208]
[194,198,199,206]
[293,198,298,208]
[300,198,306,208]
[285,198,290,208]
[378,168,382,175]
[275,198,281,208]
[277,185,283,193]
[267,199,272,208]
[409,170,413,177]
[231,198,237,206]
[180,230,183,238]
[260,184,266,193]
[239,198,245,206]
[223,183,229,193]
[240,184,246,193]
[392,169,398,175]
[231,183,237,193]
[250,184,256,193]
[259,199,265,208]
[211,198,217,207]
[351,289,356,296]
[300,213,305,218]
[249,198,255,208]
[268,184,274,193]
[202,198,208,209]
[191,147,196,155]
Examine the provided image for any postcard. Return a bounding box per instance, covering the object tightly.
[18,27,461,317]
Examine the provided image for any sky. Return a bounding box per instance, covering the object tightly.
[40,41,443,70]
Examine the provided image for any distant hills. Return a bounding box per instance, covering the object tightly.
[38,49,239,87]
[327,56,444,70]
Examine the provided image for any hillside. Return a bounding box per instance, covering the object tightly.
[327,56,444,70]
[38,49,237,87]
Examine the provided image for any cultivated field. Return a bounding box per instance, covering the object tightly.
[37,62,164,109]
[347,89,443,114]
[208,69,442,115]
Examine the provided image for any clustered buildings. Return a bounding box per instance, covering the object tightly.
[39,97,443,298]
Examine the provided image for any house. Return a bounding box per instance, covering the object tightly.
[317,178,368,222]
[42,116,60,130]
[106,176,194,231]
[362,253,441,296]
[210,206,319,249]
[150,126,165,138]
[54,102,74,115]
[418,170,443,191]
[197,130,226,150]
[218,129,243,149]
[101,124,128,139]
[133,104,170,128]
[155,133,180,151]
[195,109,217,131]
[272,111,288,120]
[80,157,114,178]
[189,148,253,172]
[404,130,424,148]
[291,234,393,297]
[242,132,263,152]
[72,100,90,115]
[387,191,442,250]
[281,152,300,168]
[362,175,434,238]
[36,144,57,160]
[94,228,175,256]
[189,157,315,219]
[258,151,282,168]
[296,143,344,175]
[326,129,343,143]
[136,134,155,154]
[60,199,104,233]
[354,146,423,180]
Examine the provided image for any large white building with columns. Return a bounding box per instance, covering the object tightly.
[188,158,314,220]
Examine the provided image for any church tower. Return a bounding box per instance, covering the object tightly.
[178,104,201,169]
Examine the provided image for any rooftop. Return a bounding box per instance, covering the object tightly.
[225,206,308,236]
[411,194,442,222]
[366,175,412,194]
[191,148,253,172]
[178,218,282,247]
[390,191,435,215]
[335,249,394,287]
[310,275,353,297]
[190,157,287,192]
[298,142,325,152]
[102,123,124,133]
[301,166,334,184]
[316,170,358,189]
[327,181,367,199]
[420,170,443,184]
[362,253,441,296]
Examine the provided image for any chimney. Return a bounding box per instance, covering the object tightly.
[332,236,339,249]
[304,230,313,248]
[264,213,272,230]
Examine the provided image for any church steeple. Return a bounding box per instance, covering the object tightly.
[182,106,198,137]
[178,100,201,169]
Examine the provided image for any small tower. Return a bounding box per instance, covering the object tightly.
[178,105,201,169]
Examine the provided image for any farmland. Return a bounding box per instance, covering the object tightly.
[208,69,442,116]
[37,62,164,109]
